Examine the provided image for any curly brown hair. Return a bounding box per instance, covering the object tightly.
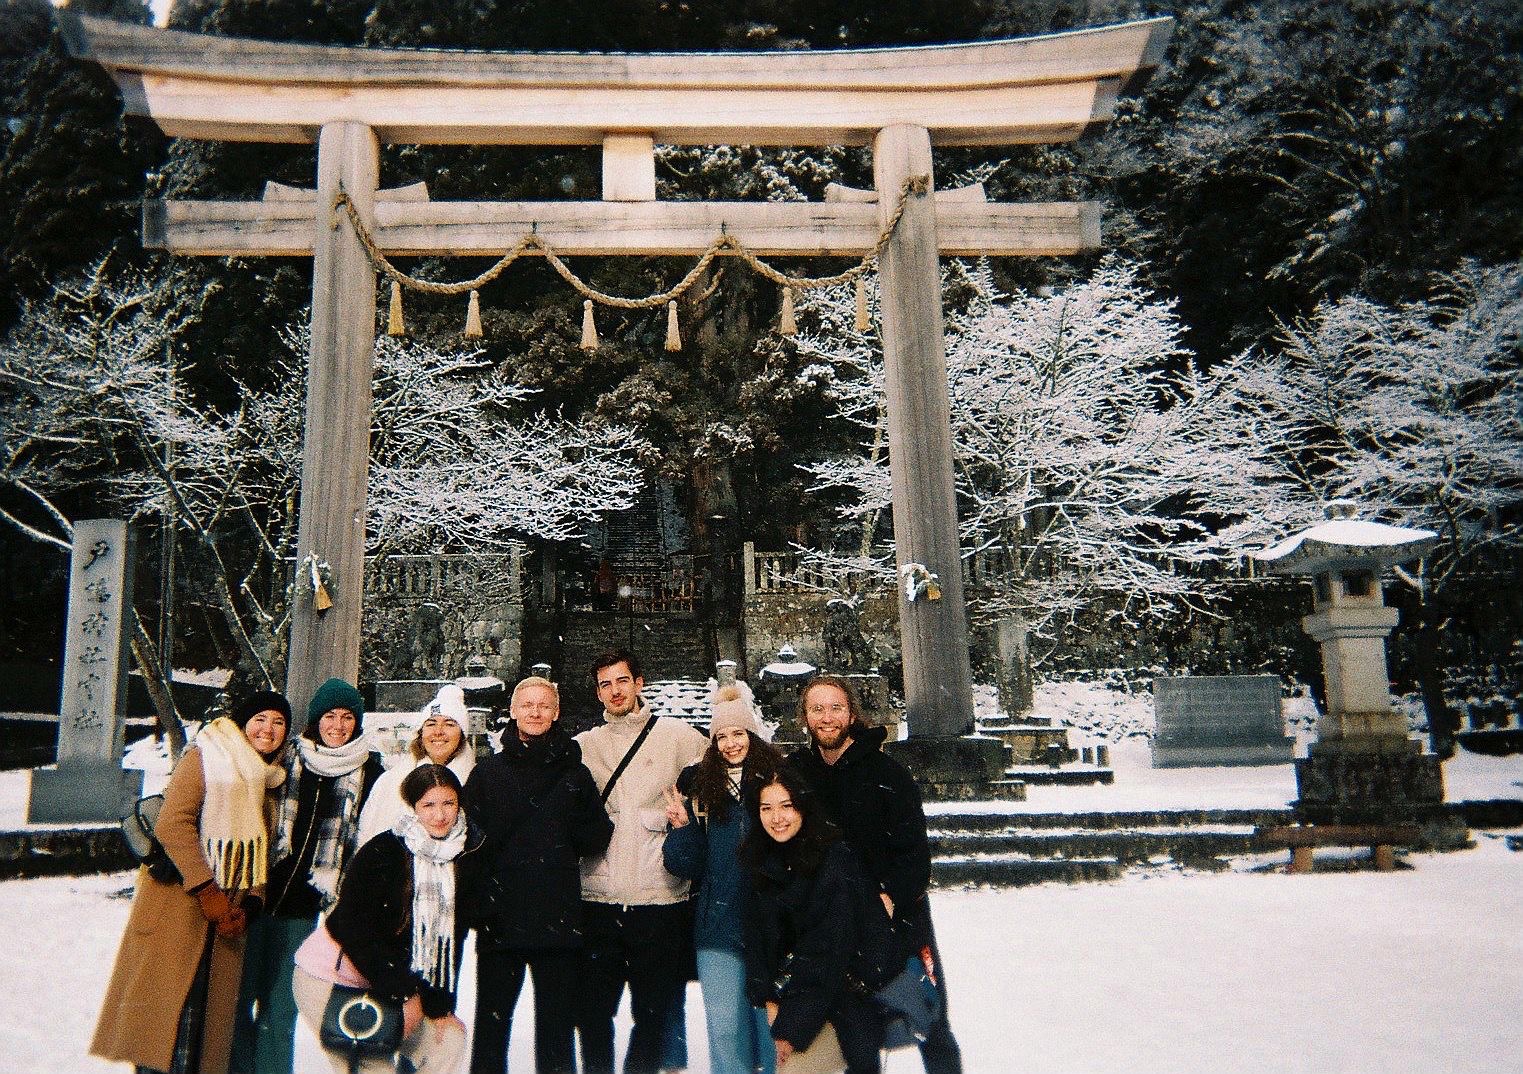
[689,732,784,824]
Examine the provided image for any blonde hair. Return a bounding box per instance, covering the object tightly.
[511,675,560,710]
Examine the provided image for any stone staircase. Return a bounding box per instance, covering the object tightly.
[552,610,710,733]
[927,807,1294,887]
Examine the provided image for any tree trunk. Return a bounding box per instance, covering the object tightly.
[130,612,186,761]
[1414,609,1457,759]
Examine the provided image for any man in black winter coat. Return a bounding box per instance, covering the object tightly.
[788,674,964,1074]
[464,676,613,1074]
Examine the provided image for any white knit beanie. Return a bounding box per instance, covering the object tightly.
[421,684,470,736]
[709,683,761,738]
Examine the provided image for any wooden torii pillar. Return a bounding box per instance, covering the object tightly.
[62,14,1170,744]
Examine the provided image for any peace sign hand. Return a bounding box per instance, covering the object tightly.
[663,785,690,829]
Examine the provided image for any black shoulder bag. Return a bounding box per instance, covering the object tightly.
[600,713,660,805]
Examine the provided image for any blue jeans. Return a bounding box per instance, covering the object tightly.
[696,948,775,1074]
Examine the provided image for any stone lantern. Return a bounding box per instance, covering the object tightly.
[1254,501,1456,837]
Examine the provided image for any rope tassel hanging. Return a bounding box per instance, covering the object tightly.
[665,300,682,352]
[387,279,406,336]
[332,177,930,349]
[779,286,798,336]
[580,299,599,351]
[464,289,483,338]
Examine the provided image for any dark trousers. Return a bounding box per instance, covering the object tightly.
[472,945,581,1074]
[904,903,962,1074]
[576,902,689,1074]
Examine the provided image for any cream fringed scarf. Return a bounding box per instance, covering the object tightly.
[196,716,285,891]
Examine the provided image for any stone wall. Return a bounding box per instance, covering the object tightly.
[360,551,524,684]
[741,588,899,678]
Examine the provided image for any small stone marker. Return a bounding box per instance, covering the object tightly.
[1151,675,1295,768]
[28,520,145,823]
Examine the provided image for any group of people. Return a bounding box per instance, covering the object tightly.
[91,649,961,1074]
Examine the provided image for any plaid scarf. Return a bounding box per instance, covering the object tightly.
[270,734,372,905]
[395,810,467,991]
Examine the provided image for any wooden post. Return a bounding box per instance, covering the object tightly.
[286,121,378,725]
[873,124,974,738]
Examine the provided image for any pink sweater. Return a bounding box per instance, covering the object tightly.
[294,923,371,988]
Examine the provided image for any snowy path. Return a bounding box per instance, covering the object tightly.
[5,835,1520,1074]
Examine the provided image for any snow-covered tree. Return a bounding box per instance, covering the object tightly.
[1236,260,1523,752]
[794,258,1304,707]
[1,257,644,691]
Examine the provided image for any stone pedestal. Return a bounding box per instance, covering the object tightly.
[887,736,1026,801]
[28,764,143,825]
[1301,606,1410,742]
[1293,739,1464,847]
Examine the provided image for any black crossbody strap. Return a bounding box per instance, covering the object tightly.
[600,712,660,805]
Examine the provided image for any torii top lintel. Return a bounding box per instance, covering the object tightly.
[59,13,1171,148]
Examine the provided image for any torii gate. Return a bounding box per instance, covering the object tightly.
[62,14,1170,755]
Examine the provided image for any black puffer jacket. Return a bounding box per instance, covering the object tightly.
[745,838,900,1070]
[324,826,485,1018]
[789,726,932,940]
[463,722,613,950]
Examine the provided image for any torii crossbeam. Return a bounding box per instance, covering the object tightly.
[62,13,1170,747]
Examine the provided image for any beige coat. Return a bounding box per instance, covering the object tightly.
[576,705,708,906]
[91,748,263,1074]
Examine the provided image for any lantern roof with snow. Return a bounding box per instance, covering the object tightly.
[1252,500,1437,576]
[760,644,816,680]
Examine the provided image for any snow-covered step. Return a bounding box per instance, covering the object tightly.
[931,855,1124,887]
[930,827,1261,864]
[927,807,1294,833]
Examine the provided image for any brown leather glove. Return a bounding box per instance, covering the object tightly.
[194,883,235,925]
[215,905,249,939]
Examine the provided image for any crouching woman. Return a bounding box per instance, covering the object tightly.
[291,764,483,1074]
[92,692,291,1074]
[743,766,900,1074]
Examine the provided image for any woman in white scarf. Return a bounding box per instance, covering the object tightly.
[356,684,475,848]
[92,691,290,1074]
[291,764,484,1074]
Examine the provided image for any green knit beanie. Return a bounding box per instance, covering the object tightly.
[307,677,365,726]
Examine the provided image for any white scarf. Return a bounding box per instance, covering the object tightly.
[297,733,373,778]
[195,717,284,891]
[395,810,467,991]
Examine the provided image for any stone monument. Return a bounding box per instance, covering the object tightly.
[28,520,145,823]
[1151,675,1296,768]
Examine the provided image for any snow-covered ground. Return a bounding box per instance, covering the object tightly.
[4,678,1520,1072]
[3,834,1520,1074]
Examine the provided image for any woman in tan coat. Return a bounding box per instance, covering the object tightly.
[92,691,291,1074]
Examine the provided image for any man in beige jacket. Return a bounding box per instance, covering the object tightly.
[575,648,708,1074]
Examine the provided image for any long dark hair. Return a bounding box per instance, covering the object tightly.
[691,731,784,824]
[740,763,840,879]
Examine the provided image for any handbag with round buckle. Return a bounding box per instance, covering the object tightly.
[319,983,403,1058]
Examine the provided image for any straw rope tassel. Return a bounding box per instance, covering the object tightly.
[387,279,406,336]
[464,289,483,338]
[854,276,871,332]
[665,300,682,352]
[779,286,798,336]
[580,299,599,351]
